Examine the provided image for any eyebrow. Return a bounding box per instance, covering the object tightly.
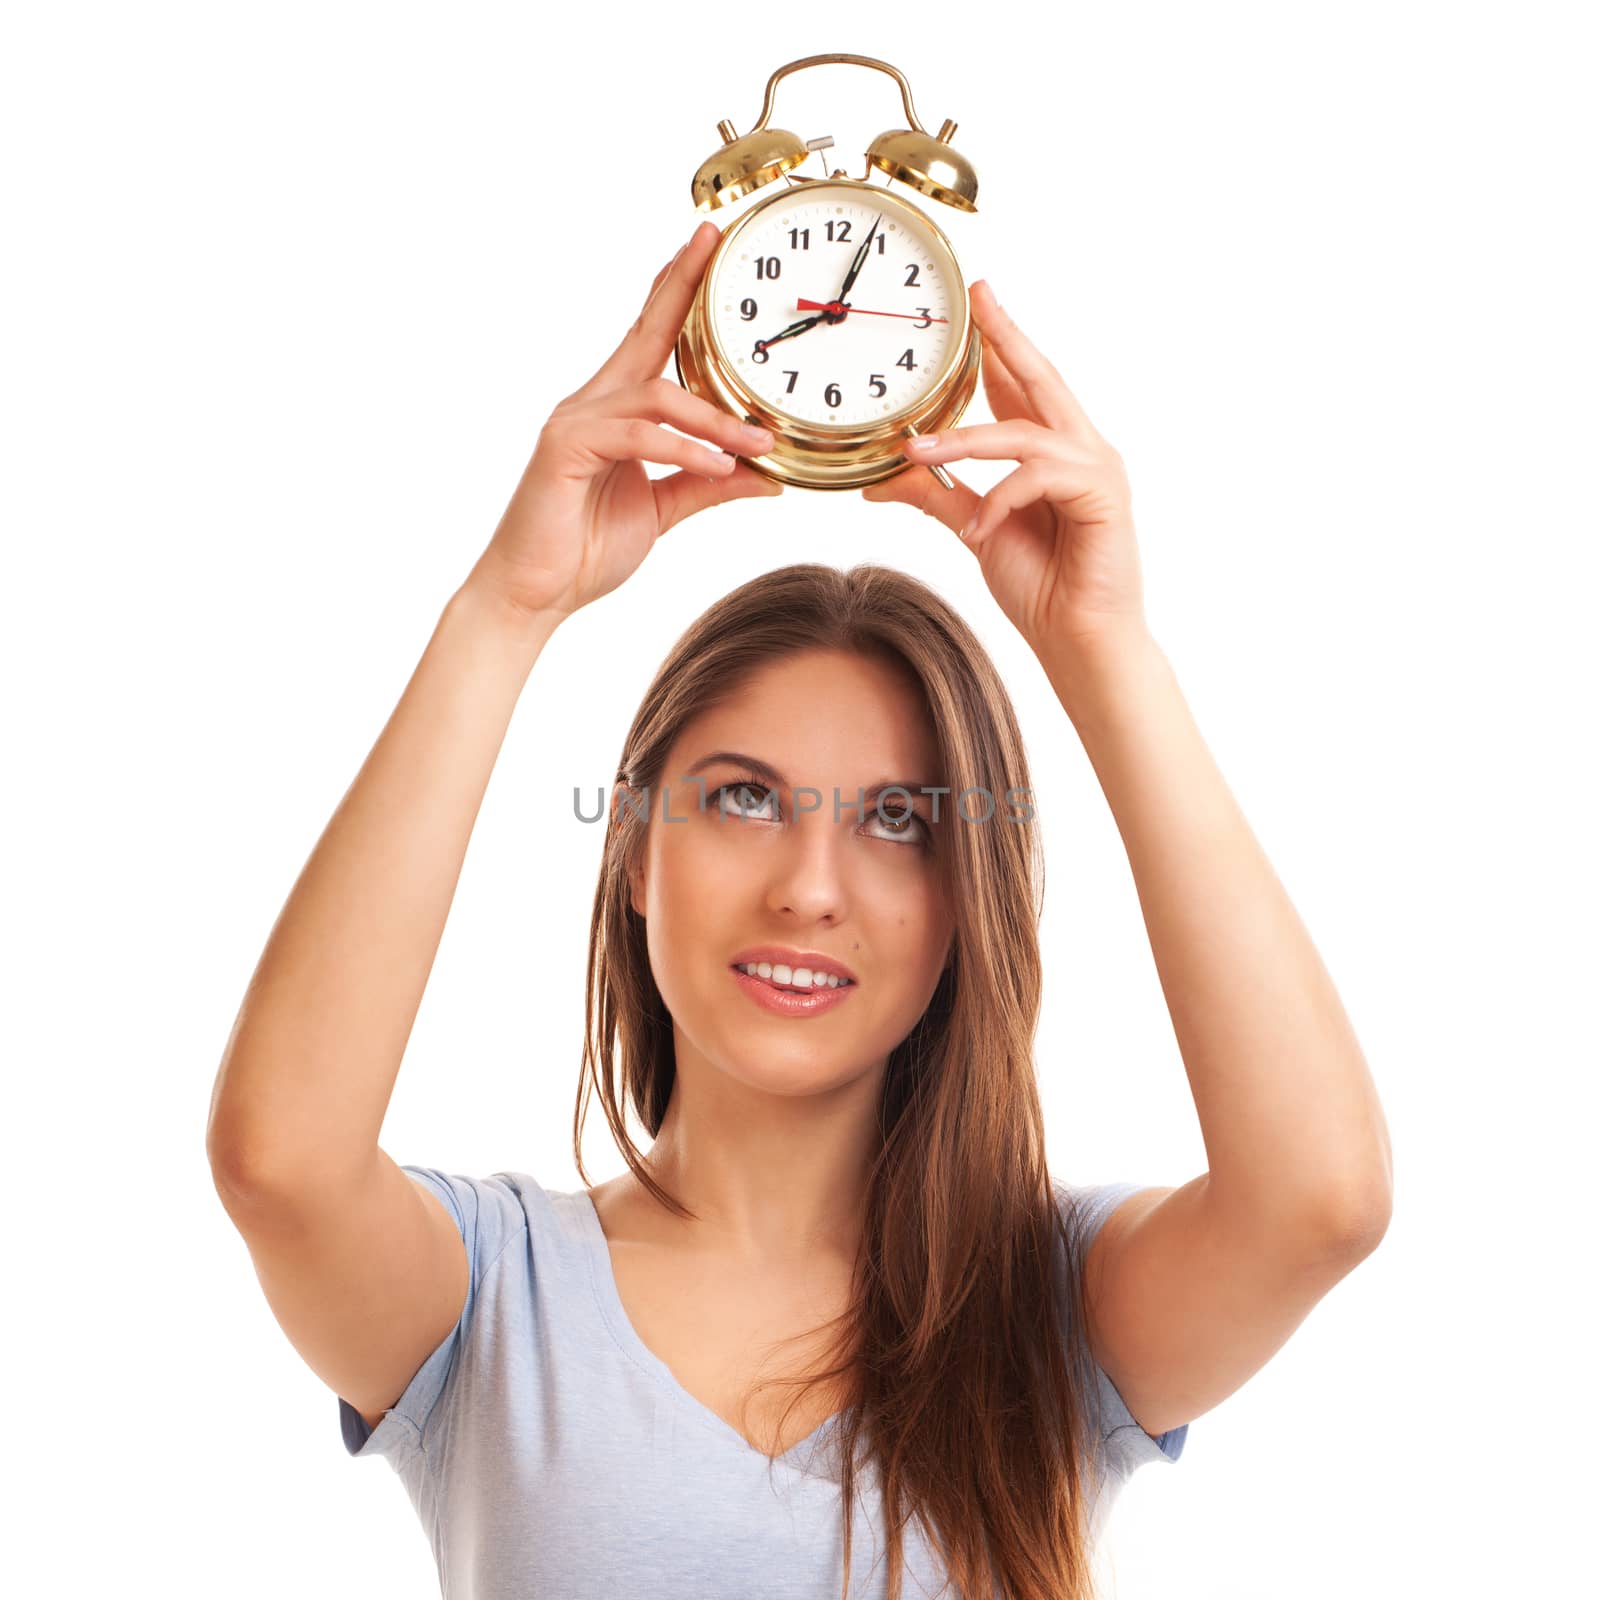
[685,750,940,802]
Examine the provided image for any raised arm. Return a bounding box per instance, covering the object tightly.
[203,577,562,1431]
[866,279,1393,1445]
[203,578,558,1193]
[203,220,779,1431]
[205,217,775,1195]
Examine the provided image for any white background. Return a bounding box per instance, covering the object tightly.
[5,3,1595,1596]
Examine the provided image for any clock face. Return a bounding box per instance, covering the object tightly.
[706,190,963,429]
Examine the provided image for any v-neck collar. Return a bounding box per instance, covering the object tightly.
[571,1187,844,1470]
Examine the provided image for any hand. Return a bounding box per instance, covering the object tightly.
[467,220,780,624]
[861,280,1148,657]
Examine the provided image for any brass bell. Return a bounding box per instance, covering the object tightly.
[689,55,978,214]
[865,119,978,213]
[691,120,813,212]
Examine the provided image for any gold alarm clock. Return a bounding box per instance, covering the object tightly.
[673,54,980,493]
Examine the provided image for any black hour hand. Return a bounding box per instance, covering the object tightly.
[755,312,826,353]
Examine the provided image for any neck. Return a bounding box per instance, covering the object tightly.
[638,1059,884,1262]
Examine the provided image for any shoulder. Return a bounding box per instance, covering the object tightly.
[1050,1176,1170,1258]
[400,1166,542,1274]
[1049,1174,1191,1465]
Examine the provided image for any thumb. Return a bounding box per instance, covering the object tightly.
[862,464,979,538]
[653,460,782,533]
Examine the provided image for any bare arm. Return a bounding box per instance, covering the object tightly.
[204,575,559,1193]
[1055,631,1392,1437]
[1048,629,1393,1238]
[204,223,777,1429]
[205,220,775,1199]
[870,282,1392,1440]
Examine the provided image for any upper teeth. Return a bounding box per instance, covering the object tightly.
[737,961,851,990]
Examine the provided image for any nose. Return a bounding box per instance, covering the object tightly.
[763,811,849,924]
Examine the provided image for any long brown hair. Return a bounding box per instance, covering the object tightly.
[573,563,1112,1600]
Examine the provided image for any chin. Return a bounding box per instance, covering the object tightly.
[717,1039,879,1100]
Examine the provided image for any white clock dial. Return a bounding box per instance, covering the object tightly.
[708,193,960,428]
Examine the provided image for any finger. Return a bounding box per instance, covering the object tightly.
[566,416,744,480]
[639,245,686,307]
[585,376,775,461]
[968,280,1101,444]
[566,241,693,407]
[978,334,1036,425]
[654,460,783,534]
[961,461,1050,550]
[901,418,1062,465]
[592,219,722,391]
[860,463,981,542]
[963,457,1119,550]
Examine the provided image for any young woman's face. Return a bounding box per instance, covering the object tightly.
[627,648,955,1098]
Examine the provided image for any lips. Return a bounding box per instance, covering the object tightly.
[727,945,859,984]
[729,964,857,1016]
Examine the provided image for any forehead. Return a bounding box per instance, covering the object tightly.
[668,649,940,780]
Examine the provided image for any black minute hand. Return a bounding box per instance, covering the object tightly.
[835,213,881,304]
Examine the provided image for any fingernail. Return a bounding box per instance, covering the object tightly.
[960,518,977,543]
[905,435,937,453]
[743,423,774,446]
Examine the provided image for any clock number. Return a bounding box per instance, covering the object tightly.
[787,227,810,250]
[739,298,758,321]
[868,374,887,398]
[826,220,853,243]
[782,370,798,394]
[824,382,841,408]
[755,256,781,280]
[876,234,885,253]
[913,307,933,329]
[752,341,770,364]
[904,263,921,287]
[896,348,917,371]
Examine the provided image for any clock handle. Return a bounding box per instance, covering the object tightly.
[692,55,977,215]
[749,54,929,137]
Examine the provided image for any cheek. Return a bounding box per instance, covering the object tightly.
[652,821,734,910]
[886,857,952,939]
[639,827,744,998]
[908,894,956,1005]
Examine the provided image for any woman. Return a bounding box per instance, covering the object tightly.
[206,218,1393,1600]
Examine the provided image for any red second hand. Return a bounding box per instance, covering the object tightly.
[796,298,948,323]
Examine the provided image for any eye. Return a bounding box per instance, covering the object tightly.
[714,779,779,821]
[867,801,932,847]
[711,776,932,848]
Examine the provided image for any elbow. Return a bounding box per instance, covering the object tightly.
[1332,1195,1391,1259]
[1322,1119,1394,1256]
[206,1113,282,1199]
[1320,1168,1394,1259]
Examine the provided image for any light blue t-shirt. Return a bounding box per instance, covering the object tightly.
[340,1167,1187,1597]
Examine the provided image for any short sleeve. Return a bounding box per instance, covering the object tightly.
[1054,1178,1190,1471]
[338,1165,530,1462]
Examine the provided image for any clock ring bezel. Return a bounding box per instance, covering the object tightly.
[674,176,980,491]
